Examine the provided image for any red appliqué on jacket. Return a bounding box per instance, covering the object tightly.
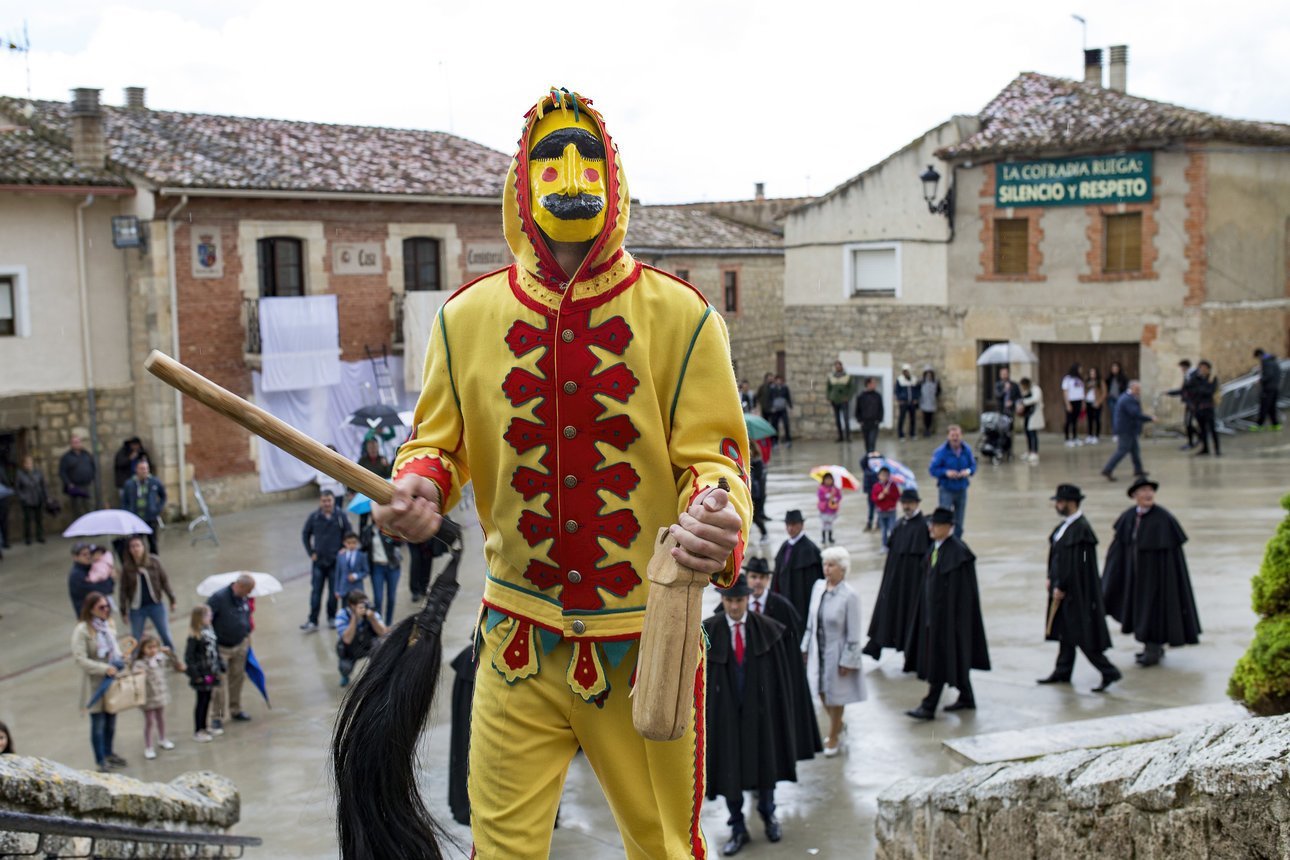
[502,311,643,610]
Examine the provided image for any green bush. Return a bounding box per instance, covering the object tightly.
[1230,494,1290,715]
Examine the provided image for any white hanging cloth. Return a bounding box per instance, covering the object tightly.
[259,295,341,392]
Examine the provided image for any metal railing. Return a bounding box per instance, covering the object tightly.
[242,298,261,355]
[0,809,262,858]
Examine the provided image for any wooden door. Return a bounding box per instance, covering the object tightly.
[1035,343,1140,432]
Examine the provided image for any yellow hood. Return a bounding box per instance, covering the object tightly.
[502,89,630,289]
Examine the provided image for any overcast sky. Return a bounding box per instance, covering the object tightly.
[2,0,1287,203]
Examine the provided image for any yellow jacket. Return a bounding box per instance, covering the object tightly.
[394,93,751,699]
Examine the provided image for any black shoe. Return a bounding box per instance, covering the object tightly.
[764,816,782,843]
[105,754,129,768]
[1092,669,1122,692]
[1036,674,1072,685]
[1137,653,1161,667]
[231,712,252,722]
[944,699,976,712]
[1196,449,1210,456]
[905,706,936,721]
[722,830,751,856]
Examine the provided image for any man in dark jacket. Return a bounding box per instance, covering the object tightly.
[207,574,255,726]
[58,434,96,516]
[1253,348,1282,429]
[67,542,113,617]
[1101,381,1154,481]
[120,458,167,554]
[300,489,351,631]
[864,488,929,659]
[994,368,1021,416]
[704,575,816,856]
[768,375,793,446]
[771,510,823,623]
[855,377,884,453]
[1037,485,1120,691]
[1102,477,1201,667]
[1183,360,1220,456]
[904,507,990,719]
[113,438,148,492]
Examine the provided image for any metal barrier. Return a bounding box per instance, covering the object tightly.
[0,809,262,858]
[187,478,219,547]
[1217,358,1290,431]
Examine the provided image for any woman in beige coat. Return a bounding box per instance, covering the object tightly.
[1019,378,1045,464]
[71,592,129,772]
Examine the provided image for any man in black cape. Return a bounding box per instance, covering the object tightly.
[904,507,991,719]
[1102,477,1201,666]
[1037,484,1121,691]
[705,575,817,856]
[863,488,929,660]
[771,509,823,623]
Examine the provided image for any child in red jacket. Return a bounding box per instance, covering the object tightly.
[870,467,900,550]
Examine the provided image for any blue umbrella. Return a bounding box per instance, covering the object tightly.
[245,647,271,708]
[347,493,373,515]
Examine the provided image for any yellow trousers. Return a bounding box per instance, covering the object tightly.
[469,621,708,859]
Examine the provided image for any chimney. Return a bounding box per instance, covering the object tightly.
[1108,45,1128,92]
[1083,48,1103,86]
[754,182,765,202]
[124,87,146,110]
[69,88,106,171]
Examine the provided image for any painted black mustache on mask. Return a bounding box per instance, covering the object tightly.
[540,193,605,221]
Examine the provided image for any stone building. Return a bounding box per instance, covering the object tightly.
[626,203,785,381]
[0,87,510,515]
[785,48,1290,437]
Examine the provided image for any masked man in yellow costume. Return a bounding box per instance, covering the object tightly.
[375,89,752,858]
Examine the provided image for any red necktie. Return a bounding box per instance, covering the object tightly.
[734,622,745,665]
[754,598,763,614]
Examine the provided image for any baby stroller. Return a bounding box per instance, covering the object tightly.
[979,411,1013,464]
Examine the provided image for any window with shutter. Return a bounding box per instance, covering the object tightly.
[994,219,1029,275]
[257,237,304,297]
[403,237,442,291]
[1104,213,1143,273]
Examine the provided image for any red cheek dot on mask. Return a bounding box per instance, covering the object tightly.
[583,168,600,182]
[541,167,557,182]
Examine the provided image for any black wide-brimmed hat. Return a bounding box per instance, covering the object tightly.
[929,507,955,525]
[1051,484,1084,502]
[1127,476,1159,498]
[784,509,805,525]
[743,556,770,575]
[717,574,754,598]
[899,488,921,503]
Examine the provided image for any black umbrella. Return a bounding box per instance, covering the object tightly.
[348,404,404,432]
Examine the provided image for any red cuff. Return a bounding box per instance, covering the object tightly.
[393,455,452,506]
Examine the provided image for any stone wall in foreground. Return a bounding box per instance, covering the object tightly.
[876,714,1289,860]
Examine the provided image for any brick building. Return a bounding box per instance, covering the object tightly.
[785,48,1290,437]
[0,87,510,514]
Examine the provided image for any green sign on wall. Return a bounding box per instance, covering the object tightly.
[995,152,1153,207]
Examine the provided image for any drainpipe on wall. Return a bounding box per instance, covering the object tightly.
[166,195,189,518]
[74,193,104,509]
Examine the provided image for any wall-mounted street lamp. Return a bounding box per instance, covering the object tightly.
[111,215,147,251]
[919,164,954,236]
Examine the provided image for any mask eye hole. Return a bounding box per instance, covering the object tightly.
[541,167,558,182]
[583,168,599,182]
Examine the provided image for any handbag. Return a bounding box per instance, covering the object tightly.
[104,665,148,714]
[45,497,62,516]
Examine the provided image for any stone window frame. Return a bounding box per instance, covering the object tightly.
[721,267,740,315]
[236,221,326,301]
[977,207,1046,282]
[841,241,902,299]
[1079,200,1160,283]
[0,264,30,337]
[385,223,461,298]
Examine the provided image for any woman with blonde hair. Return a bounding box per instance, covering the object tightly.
[801,546,865,756]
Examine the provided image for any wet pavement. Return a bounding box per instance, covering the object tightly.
[1,429,1285,858]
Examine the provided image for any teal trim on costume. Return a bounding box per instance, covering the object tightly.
[485,572,564,607]
[438,308,462,412]
[537,628,561,655]
[669,305,713,428]
[485,607,508,633]
[602,640,633,669]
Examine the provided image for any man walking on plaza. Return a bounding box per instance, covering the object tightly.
[742,556,802,643]
[300,489,350,631]
[772,509,824,623]
[863,488,929,660]
[120,458,167,554]
[855,376,884,453]
[825,361,856,443]
[768,374,793,446]
[1101,380,1154,482]
[1102,477,1201,667]
[895,364,919,440]
[904,507,990,719]
[59,433,96,516]
[1184,360,1220,456]
[928,425,975,540]
[1037,484,1121,692]
[1253,348,1282,430]
[206,574,254,727]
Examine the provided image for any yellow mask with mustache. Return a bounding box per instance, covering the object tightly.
[528,109,608,244]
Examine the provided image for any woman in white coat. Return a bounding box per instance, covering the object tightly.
[801,546,865,756]
[1019,377,1045,464]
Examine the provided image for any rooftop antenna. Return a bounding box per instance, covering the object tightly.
[1071,14,1087,50]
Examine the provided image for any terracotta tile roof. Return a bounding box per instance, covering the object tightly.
[0,97,511,196]
[0,126,129,186]
[626,205,782,251]
[939,73,1290,161]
